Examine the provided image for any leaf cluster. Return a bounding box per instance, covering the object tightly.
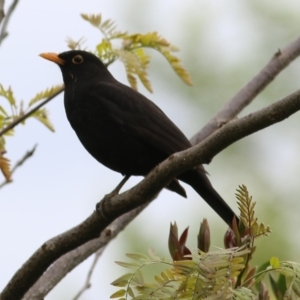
[236,185,271,238]
[0,84,62,182]
[67,13,192,93]
[111,185,300,300]
[111,248,250,299]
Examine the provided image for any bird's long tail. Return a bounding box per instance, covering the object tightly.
[178,168,239,226]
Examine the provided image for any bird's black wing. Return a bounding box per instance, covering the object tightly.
[89,81,192,156]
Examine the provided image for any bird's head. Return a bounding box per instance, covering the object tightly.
[40,50,114,84]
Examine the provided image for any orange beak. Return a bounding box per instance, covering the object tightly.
[39,53,65,65]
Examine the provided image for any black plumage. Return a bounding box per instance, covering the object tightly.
[40,50,238,226]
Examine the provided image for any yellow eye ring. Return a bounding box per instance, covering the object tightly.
[72,55,83,64]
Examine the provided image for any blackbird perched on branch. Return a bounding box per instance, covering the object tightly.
[40,50,238,226]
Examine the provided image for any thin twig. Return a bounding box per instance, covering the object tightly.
[190,35,300,145]
[0,86,64,137]
[10,145,37,173]
[72,248,104,300]
[0,0,5,26]
[0,145,37,189]
[0,0,19,46]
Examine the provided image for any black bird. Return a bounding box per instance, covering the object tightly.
[40,50,237,226]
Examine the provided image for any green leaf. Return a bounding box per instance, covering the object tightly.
[279,261,300,298]
[126,253,149,261]
[269,274,285,300]
[66,37,86,50]
[81,13,126,39]
[148,247,160,261]
[96,39,115,63]
[81,13,102,27]
[236,185,271,236]
[161,271,169,281]
[115,261,140,269]
[166,269,174,280]
[101,18,116,34]
[122,32,192,87]
[127,286,134,297]
[160,49,193,86]
[29,85,63,107]
[0,106,8,117]
[111,273,131,287]
[126,73,138,92]
[110,289,126,298]
[117,49,152,92]
[132,270,144,286]
[31,108,55,132]
[154,275,164,285]
[0,84,16,106]
[270,256,280,269]
[2,127,14,136]
[124,32,170,48]
[231,287,256,299]
[0,115,4,130]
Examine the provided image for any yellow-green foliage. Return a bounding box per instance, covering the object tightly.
[68,13,192,92]
[0,84,61,181]
[111,186,300,300]
[111,248,250,299]
[236,185,271,238]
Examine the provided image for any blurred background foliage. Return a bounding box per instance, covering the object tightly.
[1,0,300,299]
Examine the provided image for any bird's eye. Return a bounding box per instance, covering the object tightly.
[72,55,83,64]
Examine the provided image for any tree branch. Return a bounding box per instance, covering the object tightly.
[0,145,37,189]
[0,0,19,46]
[190,35,300,145]
[2,88,300,300]
[72,248,104,300]
[22,204,147,300]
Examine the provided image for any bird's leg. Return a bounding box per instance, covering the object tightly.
[96,175,131,219]
[102,174,131,203]
[109,174,131,196]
